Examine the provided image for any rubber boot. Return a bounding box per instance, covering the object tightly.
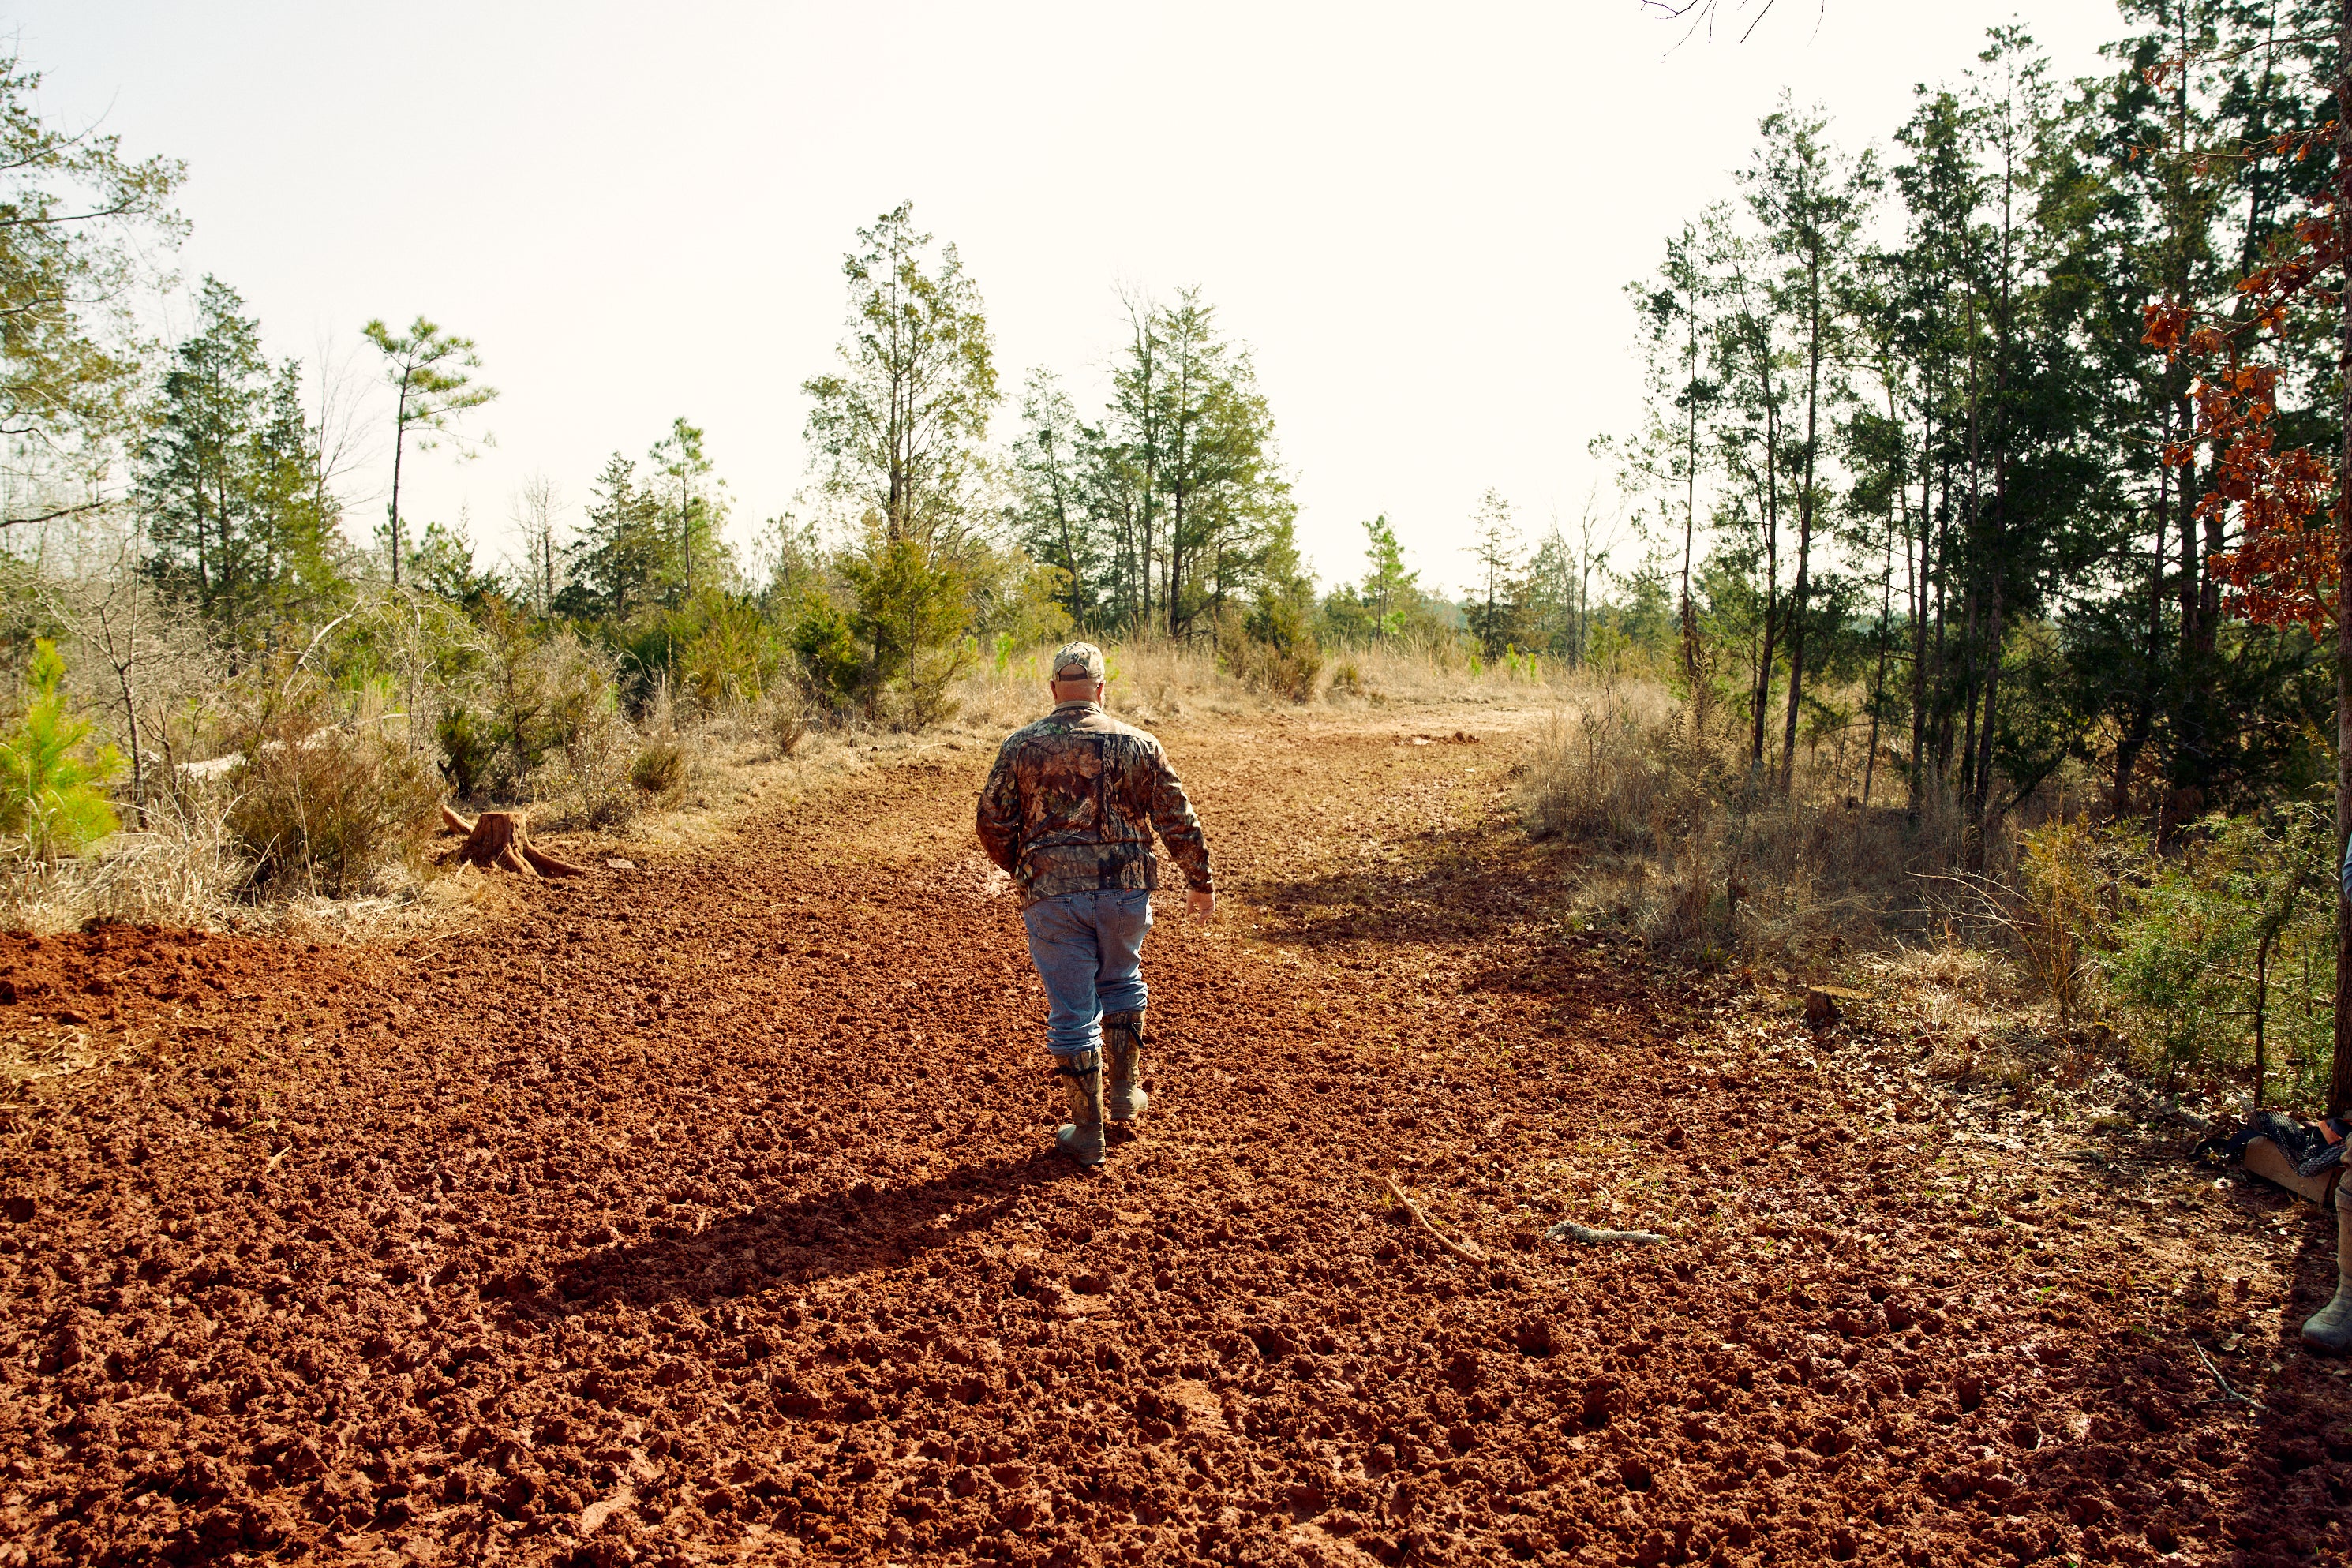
[2304,1184,2352,1353]
[1053,1049,1106,1167]
[1103,1009,1148,1123]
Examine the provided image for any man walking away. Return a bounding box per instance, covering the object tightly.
[976,642,1216,1168]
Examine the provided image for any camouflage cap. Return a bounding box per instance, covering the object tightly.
[1049,641,1107,683]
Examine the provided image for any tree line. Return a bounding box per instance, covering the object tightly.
[7,141,1330,729]
[1605,6,2341,857]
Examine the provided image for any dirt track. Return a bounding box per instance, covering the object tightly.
[3,705,2350,1568]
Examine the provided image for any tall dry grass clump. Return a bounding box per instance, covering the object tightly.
[2010,816,2114,1024]
[529,698,639,829]
[1517,675,1983,963]
[621,679,694,808]
[0,791,245,933]
[224,671,440,899]
[1520,682,1720,848]
[948,634,1245,732]
[757,691,811,760]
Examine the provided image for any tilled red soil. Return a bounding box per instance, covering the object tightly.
[2,713,2350,1568]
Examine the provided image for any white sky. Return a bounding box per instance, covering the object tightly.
[15,1,2129,598]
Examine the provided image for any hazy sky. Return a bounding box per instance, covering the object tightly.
[15,2,2129,597]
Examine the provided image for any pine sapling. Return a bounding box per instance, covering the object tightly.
[0,639,124,862]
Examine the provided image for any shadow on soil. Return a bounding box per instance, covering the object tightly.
[2204,1208,2351,1566]
[1237,832,1560,958]
[546,1147,1074,1306]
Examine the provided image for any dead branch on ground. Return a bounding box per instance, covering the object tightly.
[1546,1219,1668,1246]
[1380,1176,1486,1264]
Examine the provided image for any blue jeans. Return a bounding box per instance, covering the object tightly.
[1021,889,1153,1057]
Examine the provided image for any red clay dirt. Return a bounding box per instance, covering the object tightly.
[2,709,2349,1568]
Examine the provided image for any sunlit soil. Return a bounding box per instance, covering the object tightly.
[2,700,2346,1567]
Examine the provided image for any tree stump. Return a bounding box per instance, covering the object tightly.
[1803,984,1869,1030]
[439,803,588,878]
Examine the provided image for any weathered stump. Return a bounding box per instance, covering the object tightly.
[439,804,588,878]
[1803,984,1869,1030]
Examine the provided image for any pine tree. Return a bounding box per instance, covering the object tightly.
[1463,489,1521,660]
[360,315,496,587]
[565,455,672,619]
[138,278,339,650]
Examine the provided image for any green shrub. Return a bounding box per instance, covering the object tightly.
[788,591,866,710]
[678,594,788,710]
[1218,598,1322,703]
[0,640,124,862]
[971,556,1075,650]
[608,592,790,716]
[842,537,972,727]
[435,610,620,803]
[434,703,495,798]
[2099,806,2333,1106]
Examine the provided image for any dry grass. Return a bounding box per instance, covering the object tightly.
[1874,939,2035,1091]
[0,792,245,934]
[1515,674,1999,967]
[225,679,442,900]
[1498,675,2180,1114]
[527,700,638,829]
[1851,939,2163,1117]
[950,633,1565,732]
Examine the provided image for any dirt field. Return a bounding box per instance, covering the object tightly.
[3,702,2350,1568]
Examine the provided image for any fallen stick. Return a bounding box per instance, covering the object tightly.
[2188,1338,2262,1411]
[1379,1177,1486,1264]
[1546,1219,1668,1246]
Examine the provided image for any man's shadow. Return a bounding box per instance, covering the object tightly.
[539,1147,1074,1308]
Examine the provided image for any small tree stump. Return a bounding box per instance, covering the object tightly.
[1803,984,1869,1030]
[439,803,588,878]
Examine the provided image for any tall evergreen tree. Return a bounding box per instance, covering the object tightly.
[1741,97,1876,792]
[0,54,182,518]
[564,454,671,619]
[651,417,722,599]
[1463,489,1522,659]
[138,278,339,649]
[1009,369,1101,628]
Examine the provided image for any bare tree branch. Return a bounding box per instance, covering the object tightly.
[1641,0,1816,48]
[0,498,106,529]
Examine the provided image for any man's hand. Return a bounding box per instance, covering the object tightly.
[1186,889,1217,923]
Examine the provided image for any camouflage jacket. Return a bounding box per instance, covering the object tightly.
[976,702,1215,906]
